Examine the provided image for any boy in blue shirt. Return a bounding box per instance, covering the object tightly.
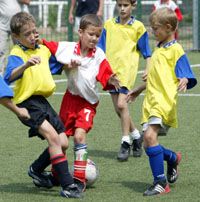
[127,7,197,196]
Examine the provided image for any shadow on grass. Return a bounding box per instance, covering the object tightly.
[120,180,150,193]
[0,182,59,197]
[88,149,117,159]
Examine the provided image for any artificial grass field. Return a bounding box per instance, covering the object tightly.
[0,52,199,202]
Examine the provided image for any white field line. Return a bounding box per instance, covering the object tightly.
[10,64,200,96]
[53,92,200,97]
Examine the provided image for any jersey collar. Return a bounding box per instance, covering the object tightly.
[158,39,177,48]
[74,42,96,57]
[115,16,135,25]
[16,42,40,51]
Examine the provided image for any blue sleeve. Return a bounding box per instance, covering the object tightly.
[97,28,106,53]
[4,55,24,85]
[49,55,63,75]
[0,76,13,98]
[175,54,197,89]
[137,32,152,59]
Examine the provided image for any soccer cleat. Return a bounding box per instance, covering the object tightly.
[28,166,53,189]
[60,183,83,198]
[45,172,60,186]
[132,135,143,157]
[143,179,170,196]
[117,141,130,161]
[167,152,182,183]
[74,178,86,192]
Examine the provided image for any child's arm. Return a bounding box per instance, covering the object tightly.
[97,0,104,18]
[126,83,146,103]
[175,54,197,90]
[142,57,151,82]
[0,98,30,119]
[9,56,41,82]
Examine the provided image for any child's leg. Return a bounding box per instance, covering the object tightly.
[38,120,81,198]
[73,128,87,192]
[143,125,170,196]
[111,93,140,160]
[161,145,182,183]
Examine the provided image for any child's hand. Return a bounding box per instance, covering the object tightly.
[126,83,146,103]
[25,56,41,68]
[126,89,140,103]
[17,107,30,120]
[35,31,43,44]
[177,77,188,92]
[108,73,120,90]
[142,69,148,82]
[64,59,81,69]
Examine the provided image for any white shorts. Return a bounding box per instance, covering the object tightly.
[142,116,170,136]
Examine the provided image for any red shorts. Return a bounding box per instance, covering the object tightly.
[59,90,98,136]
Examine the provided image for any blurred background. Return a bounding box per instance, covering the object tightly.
[28,0,200,51]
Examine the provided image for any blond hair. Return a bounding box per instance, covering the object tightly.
[149,7,178,31]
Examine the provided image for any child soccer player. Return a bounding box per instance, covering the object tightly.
[127,7,197,196]
[0,75,30,119]
[97,0,151,161]
[4,12,82,198]
[42,14,120,192]
[153,0,183,39]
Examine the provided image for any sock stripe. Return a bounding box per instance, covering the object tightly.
[51,154,66,165]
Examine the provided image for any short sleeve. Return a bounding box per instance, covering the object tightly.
[175,54,197,89]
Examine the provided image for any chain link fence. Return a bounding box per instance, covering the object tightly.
[28,0,199,51]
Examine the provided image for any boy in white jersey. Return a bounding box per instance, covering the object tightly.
[98,0,151,161]
[42,14,120,192]
[127,7,197,196]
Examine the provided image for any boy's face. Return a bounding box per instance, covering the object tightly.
[14,22,38,49]
[151,23,174,43]
[78,25,102,50]
[116,0,133,22]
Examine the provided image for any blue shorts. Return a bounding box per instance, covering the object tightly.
[109,87,129,95]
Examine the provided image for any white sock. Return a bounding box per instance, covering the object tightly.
[131,129,141,140]
[121,135,131,144]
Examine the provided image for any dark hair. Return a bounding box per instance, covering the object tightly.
[10,12,36,35]
[116,0,137,6]
[79,14,102,30]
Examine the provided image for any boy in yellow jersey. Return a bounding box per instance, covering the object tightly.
[4,12,82,198]
[98,0,151,161]
[0,75,30,119]
[127,7,197,196]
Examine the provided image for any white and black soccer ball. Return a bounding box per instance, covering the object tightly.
[85,159,99,187]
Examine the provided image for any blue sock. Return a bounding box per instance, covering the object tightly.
[145,145,166,182]
[161,145,176,164]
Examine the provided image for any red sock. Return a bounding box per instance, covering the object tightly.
[73,160,87,183]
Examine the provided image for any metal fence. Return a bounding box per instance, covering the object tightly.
[28,0,200,51]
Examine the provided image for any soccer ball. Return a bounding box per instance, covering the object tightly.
[85,159,99,187]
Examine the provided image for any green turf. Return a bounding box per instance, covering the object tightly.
[0,52,199,202]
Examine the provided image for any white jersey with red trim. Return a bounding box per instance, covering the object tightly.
[43,40,113,104]
[154,0,178,11]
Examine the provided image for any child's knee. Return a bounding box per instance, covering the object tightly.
[59,132,69,150]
